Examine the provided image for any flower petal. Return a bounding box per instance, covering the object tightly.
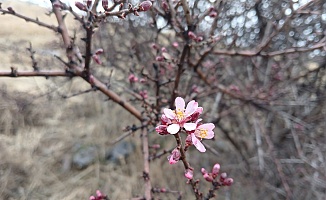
[198,123,215,131]
[205,130,215,139]
[192,133,206,152]
[184,122,197,131]
[164,108,176,119]
[167,124,180,134]
[185,100,198,116]
[175,97,185,110]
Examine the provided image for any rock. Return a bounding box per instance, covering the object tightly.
[106,141,135,164]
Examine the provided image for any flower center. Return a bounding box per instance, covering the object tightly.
[199,129,208,138]
[175,108,185,120]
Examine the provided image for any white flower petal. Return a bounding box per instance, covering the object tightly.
[175,97,185,110]
[164,108,176,119]
[184,123,197,131]
[191,133,206,152]
[167,124,180,134]
[185,100,198,116]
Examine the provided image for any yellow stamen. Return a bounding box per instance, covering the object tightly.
[199,129,208,138]
[175,108,185,120]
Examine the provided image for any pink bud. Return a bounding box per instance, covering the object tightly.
[92,55,102,65]
[223,178,234,186]
[95,48,104,55]
[84,0,92,8]
[139,78,147,83]
[201,168,208,175]
[89,75,95,85]
[168,148,181,164]
[185,134,192,146]
[160,114,170,125]
[161,47,167,52]
[139,1,152,12]
[173,42,179,48]
[128,74,138,83]
[220,172,227,182]
[89,196,96,200]
[102,0,108,10]
[162,1,169,11]
[185,169,193,180]
[151,43,159,50]
[203,173,214,182]
[75,2,87,11]
[212,163,220,178]
[139,90,148,99]
[195,36,203,42]
[96,190,102,197]
[156,56,164,62]
[160,188,167,192]
[156,125,169,135]
[209,11,217,18]
[188,31,197,40]
[208,6,215,12]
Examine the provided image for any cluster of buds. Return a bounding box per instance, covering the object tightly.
[156,97,215,154]
[201,164,234,186]
[188,31,203,42]
[89,190,108,200]
[117,1,152,19]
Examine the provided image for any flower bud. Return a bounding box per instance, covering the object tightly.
[173,42,179,48]
[201,168,208,175]
[139,90,148,99]
[75,2,87,11]
[95,48,104,55]
[92,55,102,65]
[211,163,220,178]
[185,169,193,180]
[96,190,102,197]
[102,0,108,10]
[160,188,167,192]
[195,36,203,42]
[156,56,164,62]
[223,178,234,186]
[89,196,96,200]
[139,1,152,12]
[209,11,217,18]
[219,172,227,182]
[203,173,214,182]
[160,114,170,125]
[161,47,167,52]
[168,148,181,164]
[155,125,169,135]
[162,1,169,11]
[128,74,138,83]
[188,31,197,40]
[84,0,92,8]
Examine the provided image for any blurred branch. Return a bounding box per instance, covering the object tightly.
[0,70,72,77]
[0,6,58,32]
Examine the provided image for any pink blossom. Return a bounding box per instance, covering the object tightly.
[173,42,179,48]
[191,119,215,152]
[209,11,217,18]
[155,125,169,135]
[163,97,198,134]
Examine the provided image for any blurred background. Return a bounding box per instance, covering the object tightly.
[0,0,325,199]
